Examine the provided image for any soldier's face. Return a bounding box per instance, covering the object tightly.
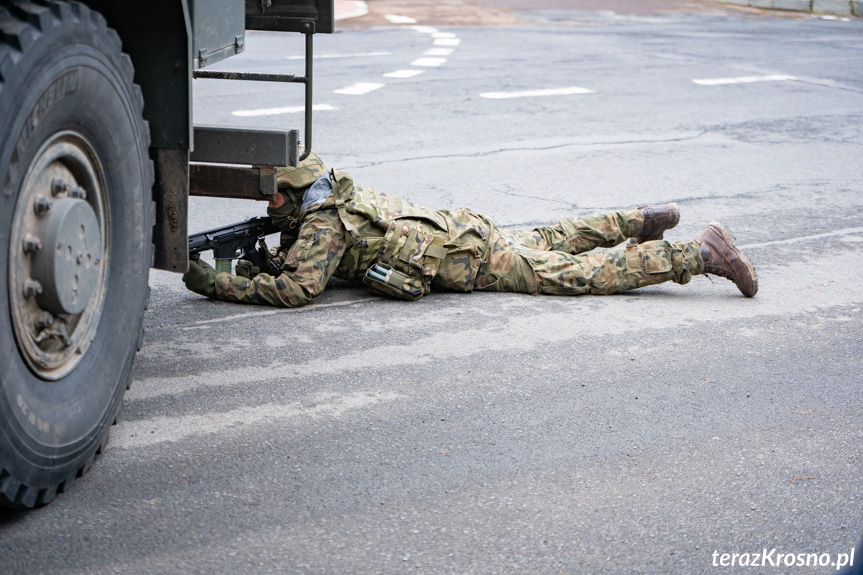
[268,191,288,209]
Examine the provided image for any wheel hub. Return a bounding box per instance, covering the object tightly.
[31,196,102,316]
[8,133,108,380]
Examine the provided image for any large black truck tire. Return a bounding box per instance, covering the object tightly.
[0,1,152,507]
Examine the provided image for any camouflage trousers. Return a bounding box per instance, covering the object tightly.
[438,208,704,295]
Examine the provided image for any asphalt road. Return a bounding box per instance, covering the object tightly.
[2,4,863,574]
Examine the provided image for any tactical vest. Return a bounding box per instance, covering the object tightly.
[328,170,449,301]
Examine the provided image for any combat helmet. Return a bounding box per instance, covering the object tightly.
[268,151,328,243]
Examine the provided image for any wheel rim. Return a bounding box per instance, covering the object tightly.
[8,131,109,381]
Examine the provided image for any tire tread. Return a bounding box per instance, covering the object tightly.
[0,42,10,84]
[0,11,34,52]
[10,2,52,31]
[0,0,154,509]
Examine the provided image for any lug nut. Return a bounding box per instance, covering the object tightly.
[51,178,69,196]
[35,311,54,329]
[23,235,43,253]
[24,280,43,298]
[68,186,87,200]
[33,197,52,215]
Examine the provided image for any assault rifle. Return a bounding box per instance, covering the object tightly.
[188,216,280,274]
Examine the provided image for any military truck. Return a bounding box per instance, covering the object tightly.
[0,0,333,507]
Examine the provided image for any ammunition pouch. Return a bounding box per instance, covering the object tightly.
[363,264,425,300]
[361,220,447,301]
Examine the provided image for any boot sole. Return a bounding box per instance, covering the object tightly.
[637,202,680,243]
[707,221,758,297]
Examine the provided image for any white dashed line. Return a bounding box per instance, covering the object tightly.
[424,48,454,56]
[480,87,594,99]
[692,74,796,86]
[232,103,337,117]
[385,14,417,24]
[411,57,447,67]
[334,82,385,95]
[383,69,425,78]
[343,21,459,94]
[286,51,391,60]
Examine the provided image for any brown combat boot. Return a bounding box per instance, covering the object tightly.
[635,203,680,243]
[697,222,758,297]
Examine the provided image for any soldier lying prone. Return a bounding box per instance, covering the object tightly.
[183,153,758,307]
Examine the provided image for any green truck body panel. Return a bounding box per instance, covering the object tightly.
[81,0,332,271]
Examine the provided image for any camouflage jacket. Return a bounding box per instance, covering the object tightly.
[213,162,490,307]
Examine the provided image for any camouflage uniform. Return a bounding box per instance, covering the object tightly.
[210,154,704,307]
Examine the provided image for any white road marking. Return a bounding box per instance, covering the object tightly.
[284,20,456,98]
[383,69,425,78]
[739,227,863,250]
[692,74,796,86]
[411,57,447,67]
[232,103,337,117]
[480,86,594,99]
[424,48,454,56]
[112,391,403,450]
[286,51,391,60]
[385,14,417,24]
[334,82,385,95]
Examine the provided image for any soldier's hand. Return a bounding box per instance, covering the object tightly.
[235,259,261,279]
[183,258,218,298]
